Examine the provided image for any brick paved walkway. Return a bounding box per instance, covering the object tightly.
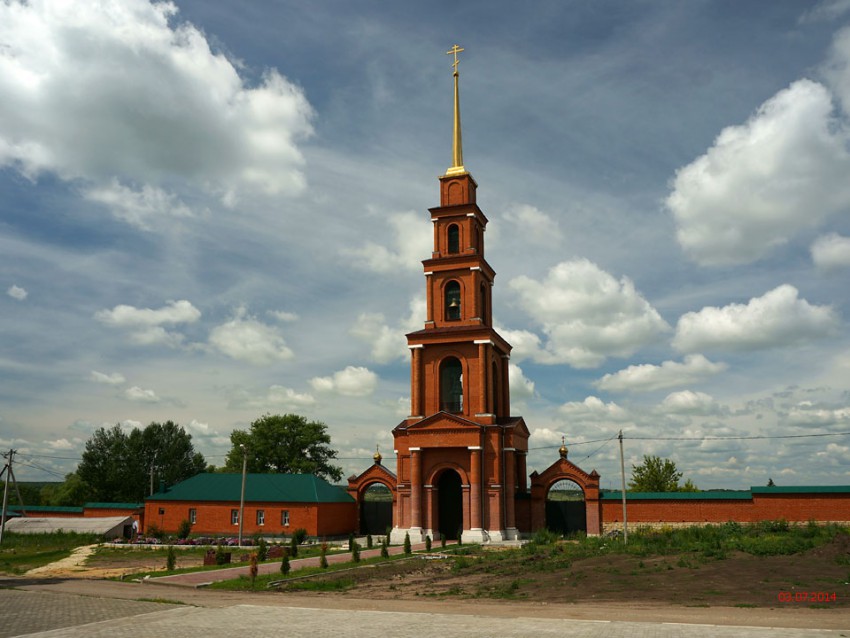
[3,595,848,638]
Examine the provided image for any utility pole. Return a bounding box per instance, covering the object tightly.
[238,444,247,547]
[1,449,26,546]
[149,451,158,496]
[618,431,628,545]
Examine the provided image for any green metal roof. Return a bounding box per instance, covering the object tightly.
[147,473,355,504]
[6,505,84,513]
[750,485,850,494]
[84,502,143,509]
[602,485,850,500]
[601,490,752,501]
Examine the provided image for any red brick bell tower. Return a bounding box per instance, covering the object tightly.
[390,45,529,544]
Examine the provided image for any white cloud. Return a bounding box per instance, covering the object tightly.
[509,259,670,368]
[508,363,535,400]
[529,428,567,446]
[209,309,294,365]
[659,390,724,416]
[496,327,545,363]
[83,179,193,230]
[226,385,316,410]
[124,385,160,403]
[95,299,200,346]
[90,370,126,386]
[185,419,214,437]
[811,233,850,270]
[800,0,850,23]
[45,438,75,451]
[310,365,378,397]
[502,204,563,246]
[824,26,850,114]
[348,211,431,273]
[595,354,727,393]
[667,79,850,266]
[786,402,850,427]
[558,396,630,422]
[0,0,312,213]
[268,310,299,322]
[6,285,27,300]
[351,297,425,363]
[673,285,839,353]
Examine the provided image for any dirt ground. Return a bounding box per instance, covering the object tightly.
[274,535,850,609]
[21,535,850,610]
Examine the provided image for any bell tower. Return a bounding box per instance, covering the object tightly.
[390,46,529,545]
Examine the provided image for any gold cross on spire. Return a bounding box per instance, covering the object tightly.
[445,44,466,176]
[447,44,464,75]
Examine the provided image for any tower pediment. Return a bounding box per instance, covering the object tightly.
[397,410,482,433]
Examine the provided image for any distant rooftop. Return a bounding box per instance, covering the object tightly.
[147,473,354,504]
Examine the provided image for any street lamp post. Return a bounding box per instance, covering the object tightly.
[238,443,247,547]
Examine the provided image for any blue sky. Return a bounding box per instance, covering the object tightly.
[3,0,850,490]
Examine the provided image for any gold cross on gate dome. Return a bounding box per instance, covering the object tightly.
[447,44,464,73]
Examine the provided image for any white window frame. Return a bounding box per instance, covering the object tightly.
[282,510,290,526]
[256,509,265,526]
[189,508,197,525]
[231,509,239,525]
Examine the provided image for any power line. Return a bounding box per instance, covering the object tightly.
[627,431,850,441]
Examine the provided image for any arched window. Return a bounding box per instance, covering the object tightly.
[447,224,459,254]
[440,357,463,413]
[445,281,461,320]
[491,361,500,415]
[479,282,487,322]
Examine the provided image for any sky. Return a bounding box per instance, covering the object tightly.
[2,0,850,491]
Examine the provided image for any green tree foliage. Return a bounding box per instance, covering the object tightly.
[40,472,92,506]
[629,455,696,492]
[403,532,411,555]
[166,545,176,571]
[224,414,342,481]
[76,421,205,503]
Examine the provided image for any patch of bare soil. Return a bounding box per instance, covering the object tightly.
[275,536,850,609]
[43,547,206,579]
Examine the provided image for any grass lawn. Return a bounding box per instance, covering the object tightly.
[0,532,99,574]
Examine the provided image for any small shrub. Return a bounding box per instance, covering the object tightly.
[403,532,411,555]
[380,538,389,559]
[146,523,163,540]
[320,543,329,569]
[366,534,373,549]
[425,535,432,552]
[215,544,227,565]
[351,540,360,563]
[293,528,308,545]
[441,535,446,549]
[176,519,191,540]
[280,553,290,576]
[257,537,268,562]
[166,545,176,571]
[289,536,298,559]
[532,528,560,546]
[249,554,258,587]
[457,529,462,546]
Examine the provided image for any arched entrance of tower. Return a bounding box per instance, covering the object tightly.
[545,479,586,536]
[360,483,393,536]
[436,469,463,540]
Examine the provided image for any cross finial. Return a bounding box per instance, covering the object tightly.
[447,44,464,74]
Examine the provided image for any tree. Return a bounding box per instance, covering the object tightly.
[41,472,93,506]
[76,421,206,503]
[629,455,685,492]
[224,414,342,482]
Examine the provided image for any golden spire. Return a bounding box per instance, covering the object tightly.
[445,44,466,176]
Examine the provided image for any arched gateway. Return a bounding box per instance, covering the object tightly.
[529,444,601,536]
